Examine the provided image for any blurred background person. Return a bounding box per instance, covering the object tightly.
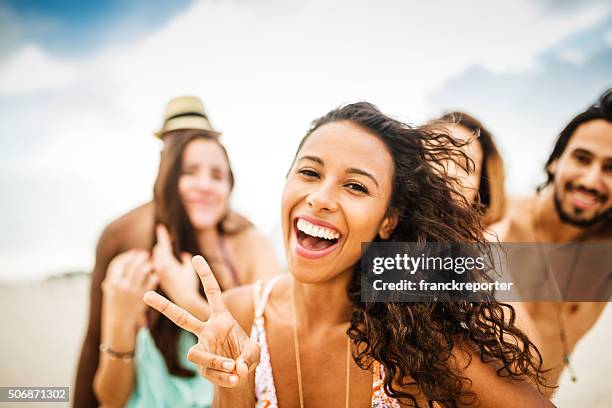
[430,112,507,227]
[491,88,612,394]
[74,96,280,407]
[430,111,542,370]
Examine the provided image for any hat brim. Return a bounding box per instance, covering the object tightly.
[154,116,221,139]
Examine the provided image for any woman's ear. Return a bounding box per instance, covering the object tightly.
[378,210,398,240]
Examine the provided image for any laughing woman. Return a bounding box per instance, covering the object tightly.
[145,103,552,407]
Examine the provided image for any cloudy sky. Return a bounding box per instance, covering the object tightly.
[0,0,610,281]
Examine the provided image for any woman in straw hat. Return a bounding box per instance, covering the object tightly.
[144,102,552,407]
[74,96,280,408]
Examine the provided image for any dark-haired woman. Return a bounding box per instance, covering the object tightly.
[146,103,552,407]
[91,126,280,407]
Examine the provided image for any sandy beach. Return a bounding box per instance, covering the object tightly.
[0,275,609,407]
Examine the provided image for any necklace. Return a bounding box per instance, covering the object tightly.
[532,194,578,382]
[291,280,351,408]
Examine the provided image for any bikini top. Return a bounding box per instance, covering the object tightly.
[249,276,404,408]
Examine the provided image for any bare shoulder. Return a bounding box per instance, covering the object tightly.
[106,201,154,234]
[226,227,281,282]
[488,196,535,242]
[100,202,154,251]
[222,274,287,334]
[451,343,552,407]
[222,284,256,334]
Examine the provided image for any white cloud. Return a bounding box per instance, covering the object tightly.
[0,0,609,281]
[558,48,588,64]
[0,44,77,94]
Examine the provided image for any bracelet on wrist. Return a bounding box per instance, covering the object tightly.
[99,343,135,363]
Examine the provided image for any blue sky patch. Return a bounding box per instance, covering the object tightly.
[0,0,194,58]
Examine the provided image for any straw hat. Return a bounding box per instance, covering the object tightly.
[155,95,220,138]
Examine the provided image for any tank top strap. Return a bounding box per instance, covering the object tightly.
[254,275,283,318]
[251,275,283,408]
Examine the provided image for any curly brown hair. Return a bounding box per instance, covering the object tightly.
[300,103,547,407]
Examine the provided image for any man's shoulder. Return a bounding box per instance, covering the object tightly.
[488,196,535,241]
[99,201,154,250]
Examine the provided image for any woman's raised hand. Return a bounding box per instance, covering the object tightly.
[143,255,260,388]
[101,249,159,326]
[152,224,200,306]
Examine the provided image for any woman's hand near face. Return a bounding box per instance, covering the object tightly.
[101,249,159,326]
[152,225,201,306]
[144,256,260,394]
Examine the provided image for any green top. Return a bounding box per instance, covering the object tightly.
[126,327,213,408]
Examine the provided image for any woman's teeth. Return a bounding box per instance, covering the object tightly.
[296,218,340,240]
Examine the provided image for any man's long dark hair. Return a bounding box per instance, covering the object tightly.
[542,88,612,188]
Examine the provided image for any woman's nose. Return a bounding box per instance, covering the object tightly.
[306,185,338,213]
[194,174,215,191]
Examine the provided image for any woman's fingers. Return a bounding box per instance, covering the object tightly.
[180,252,192,266]
[144,272,160,291]
[236,341,261,378]
[192,255,227,314]
[129,259,152,287]
[156,224,173,253]
[187,346,235,372]
[197,366,241,387]
[143,291,205,336]
[123,250,148,281]
[107,250,138,283]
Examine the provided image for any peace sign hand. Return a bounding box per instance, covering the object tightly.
[143,255,260,388]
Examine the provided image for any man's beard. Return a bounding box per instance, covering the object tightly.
[553,184,612,228]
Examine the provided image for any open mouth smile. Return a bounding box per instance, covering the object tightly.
[292,216,343,259]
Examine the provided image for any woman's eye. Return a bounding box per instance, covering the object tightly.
[574,155,590,165]
[299,169,319,178]
[346,182,368,194]
[211,170,224,181]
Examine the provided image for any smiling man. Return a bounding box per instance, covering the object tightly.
[492,89,612,393]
